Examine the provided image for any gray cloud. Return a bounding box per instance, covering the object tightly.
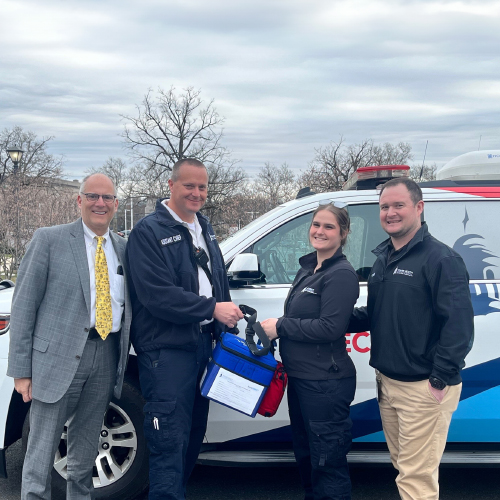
[1,0,499,178]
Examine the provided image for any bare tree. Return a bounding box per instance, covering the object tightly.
[215,186,268,240]
[299,137,413,193]
[255,162,298,211]
[0,181,78,279]
[410,163,437,181]
[122,87,237,173]
[203,163,246,228]
[0,127,75,279]
[121,86,245,226]
[126,163,171,201]
[371,142,413,166]
[0,126,64,187]
[214,163,297,239]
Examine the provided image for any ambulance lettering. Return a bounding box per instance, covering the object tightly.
[345,332,370,353]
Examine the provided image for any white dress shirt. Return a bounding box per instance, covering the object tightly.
[82,221,125,333]
[162,201,213,325]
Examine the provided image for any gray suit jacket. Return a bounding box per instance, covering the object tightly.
[7,219,131,403]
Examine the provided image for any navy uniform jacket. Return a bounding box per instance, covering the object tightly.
[126,199,231,353]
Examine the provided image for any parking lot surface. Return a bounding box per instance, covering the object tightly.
[2,440,499,499]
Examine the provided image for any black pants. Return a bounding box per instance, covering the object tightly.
[287,376,356,500]
[137,332,212,500]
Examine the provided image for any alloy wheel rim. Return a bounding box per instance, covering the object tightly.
[53,402,138,488]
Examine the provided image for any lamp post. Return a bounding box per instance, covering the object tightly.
[7,145,24,172]
[6,145,25,279]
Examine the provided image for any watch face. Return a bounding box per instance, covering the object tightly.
[430,377,446,390]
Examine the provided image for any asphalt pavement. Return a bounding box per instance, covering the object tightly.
[2,439,499,499]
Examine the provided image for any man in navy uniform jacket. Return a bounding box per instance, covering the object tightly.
[126,158,243,500]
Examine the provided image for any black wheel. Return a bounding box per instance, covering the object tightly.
[22,378,149,500]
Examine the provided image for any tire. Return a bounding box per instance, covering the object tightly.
[22,377,149,500]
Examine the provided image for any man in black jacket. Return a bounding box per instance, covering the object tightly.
[349,177,473,500]
[126,158,242,500]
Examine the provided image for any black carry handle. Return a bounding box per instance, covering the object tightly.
[239,304,272,357]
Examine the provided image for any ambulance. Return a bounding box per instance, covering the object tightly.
[0,150,499,499]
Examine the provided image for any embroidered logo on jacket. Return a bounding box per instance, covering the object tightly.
[393,266,413,277]
[160,234,182,246]
[301,287,317,294]
[209,233,217,241]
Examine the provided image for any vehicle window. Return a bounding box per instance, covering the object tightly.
[239,199,499,287]
[424,201,500,280]
[344,204,387,281]
[250,213,313,284]
[246,204,386,284]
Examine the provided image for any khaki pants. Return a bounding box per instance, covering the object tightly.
[377,372,461,500]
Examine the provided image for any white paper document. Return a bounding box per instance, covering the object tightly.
[207,367,265,416]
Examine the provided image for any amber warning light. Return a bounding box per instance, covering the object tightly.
[342,165,410,191]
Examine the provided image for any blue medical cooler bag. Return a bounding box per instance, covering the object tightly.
[200,333,278,417]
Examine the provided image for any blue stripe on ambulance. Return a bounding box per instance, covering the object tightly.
[230,356,500,444]
[230,284,500,444]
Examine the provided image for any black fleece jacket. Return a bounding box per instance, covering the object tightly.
[277,247,359,380]
[348,223,474,386]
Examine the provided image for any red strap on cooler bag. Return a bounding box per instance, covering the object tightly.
[257,362,287,418]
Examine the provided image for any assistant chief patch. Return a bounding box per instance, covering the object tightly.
[160,234,183,246]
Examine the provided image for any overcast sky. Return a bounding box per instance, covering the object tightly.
[2,0,500,179]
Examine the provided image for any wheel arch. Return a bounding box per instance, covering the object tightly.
[4,390,30,448]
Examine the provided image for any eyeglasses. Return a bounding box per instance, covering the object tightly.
[318,200,348,209]
[80,193,117,204]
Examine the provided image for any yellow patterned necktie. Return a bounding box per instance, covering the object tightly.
[95,236,112,340]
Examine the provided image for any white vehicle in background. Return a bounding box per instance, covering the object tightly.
[1,150,500,499]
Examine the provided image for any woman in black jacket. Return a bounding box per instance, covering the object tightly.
[261,203,359,500]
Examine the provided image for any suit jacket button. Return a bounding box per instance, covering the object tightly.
[76,355,81,360]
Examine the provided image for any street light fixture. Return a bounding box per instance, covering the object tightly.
[7,145,24,173]
[6,145,25,278]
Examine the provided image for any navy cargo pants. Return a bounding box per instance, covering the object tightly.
[137,329,212,500]
[287,376,356,500]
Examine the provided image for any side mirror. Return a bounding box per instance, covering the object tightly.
[228,254,262,284]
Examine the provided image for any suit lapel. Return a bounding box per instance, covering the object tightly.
[69,219,91,314]
[109,231,125,265]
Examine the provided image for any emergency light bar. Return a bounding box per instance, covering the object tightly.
[342,165,410,191]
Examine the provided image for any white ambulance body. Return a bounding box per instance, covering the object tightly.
[201,151,500,463]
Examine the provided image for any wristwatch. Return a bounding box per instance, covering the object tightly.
[429,376,446,390]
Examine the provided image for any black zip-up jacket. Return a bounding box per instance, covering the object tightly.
[276,248,359,380]
[348,223,474,386]
[126,199,231,353]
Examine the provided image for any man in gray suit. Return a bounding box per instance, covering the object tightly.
[7,173,131,500]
